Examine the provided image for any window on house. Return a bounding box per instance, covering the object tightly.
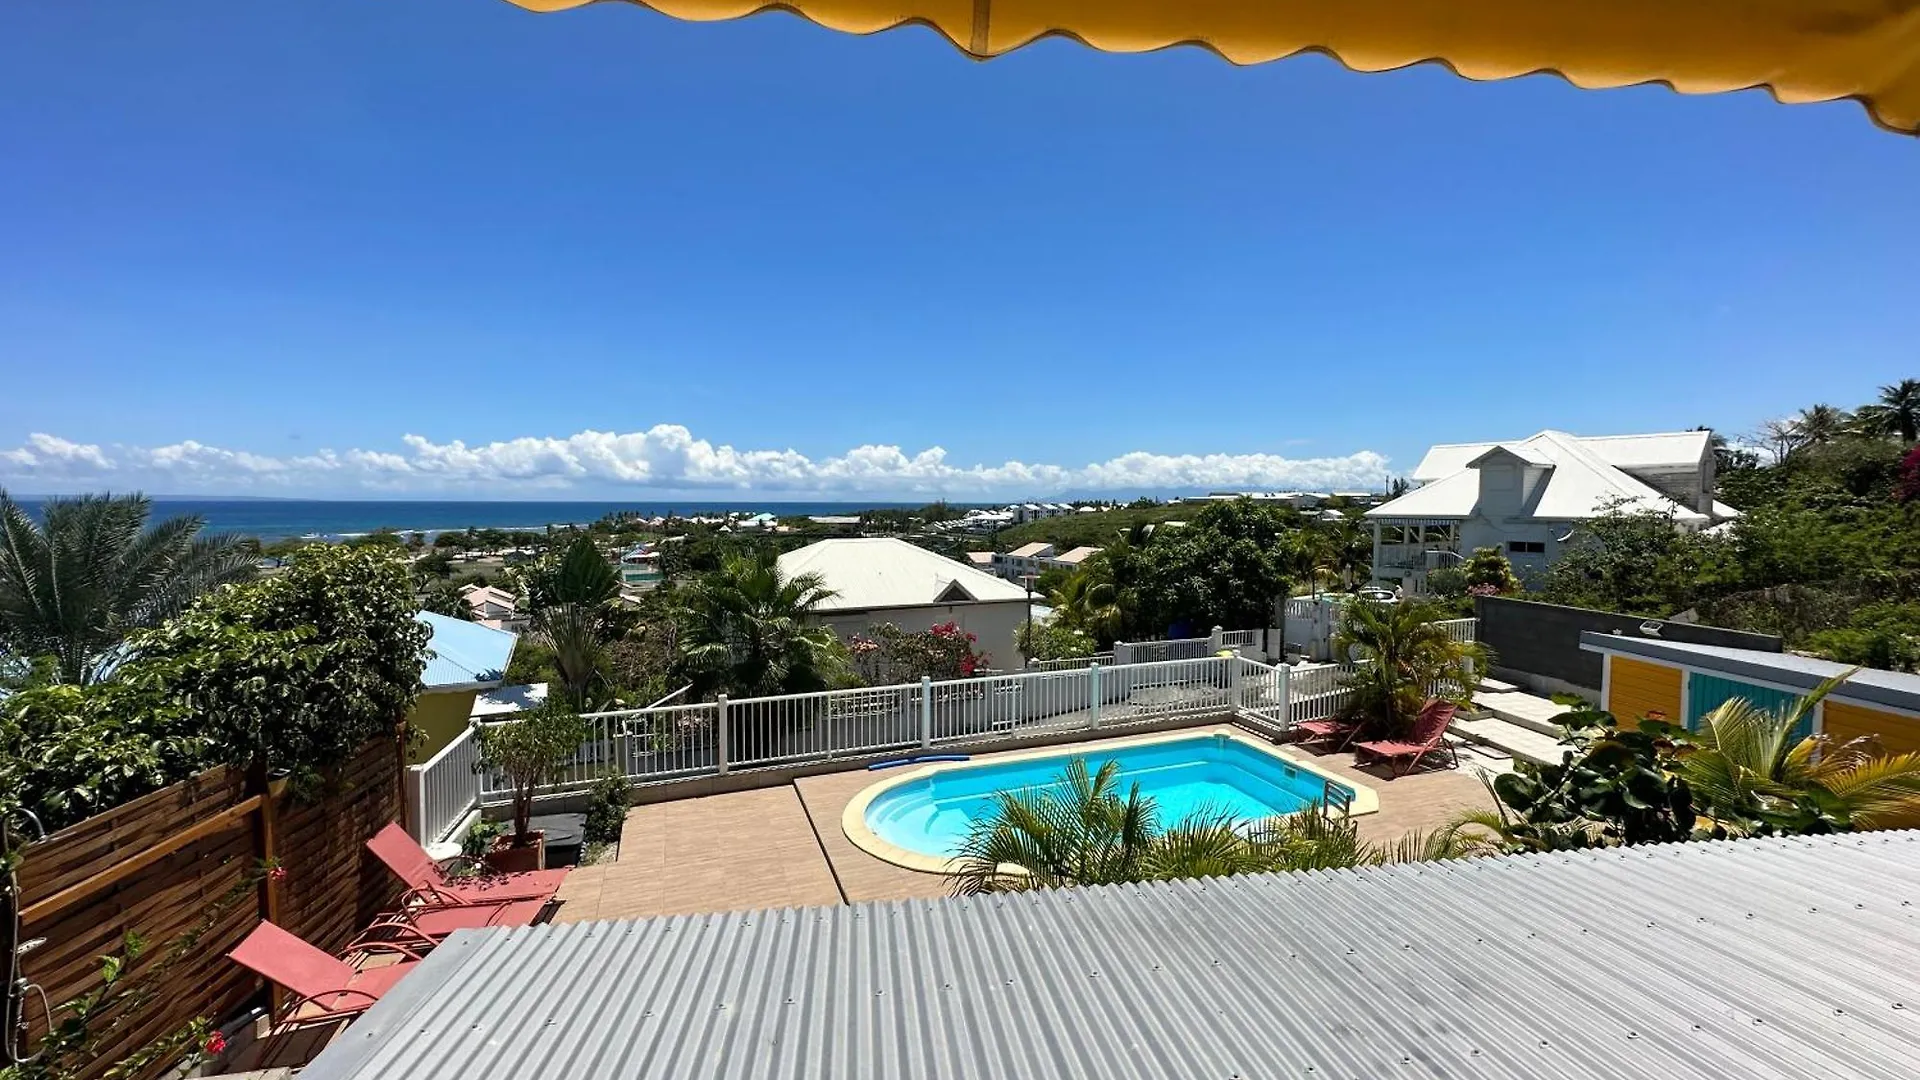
[1508,540,1546,554]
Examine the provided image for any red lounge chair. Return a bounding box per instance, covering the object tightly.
[352,897,548,952]
[1291,714,1359,750]
[367,822,569,908]
[1352,700,1460,777]
[227,921,423,1056]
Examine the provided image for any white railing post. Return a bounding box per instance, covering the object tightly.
[404,766,427,844]
[919,676,933,747]
[1089,663,1102,729]
[715,694,730,775]
[1228,656,1243,710]
[1113,640,1130,666]
[1278,662,1292,730]
[1209,626,1224,654]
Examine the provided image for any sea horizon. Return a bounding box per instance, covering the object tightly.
[10,496,966,542]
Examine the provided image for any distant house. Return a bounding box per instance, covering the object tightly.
[619,545,664,591]
[409,612,518,764]
[458,583,523,630]
[1049,545,1102,571]
[993,542,1056,582]
[777,538,1033,669]
[1366,429,1737,593]
[964,551,996,572]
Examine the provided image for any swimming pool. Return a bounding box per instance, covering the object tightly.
[844,727,1377,871]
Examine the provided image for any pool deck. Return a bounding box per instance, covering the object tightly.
[552,722,1508,922]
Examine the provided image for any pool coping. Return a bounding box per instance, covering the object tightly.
[839,724,1381,875]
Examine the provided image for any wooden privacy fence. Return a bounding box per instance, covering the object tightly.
[3,735,405,1077]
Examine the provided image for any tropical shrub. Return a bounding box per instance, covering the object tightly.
[1459,677,1920,849]
[584,772,633,845]
[1462,546,1521,593]
[1333,599,1489,737]
[1015,619,1096,663]
[862,621,986,681]
[948,759,1474,895]
[522,535,625,710]
[475,703,592,845]
[0,681,209,833]
[1467,711,1701,850]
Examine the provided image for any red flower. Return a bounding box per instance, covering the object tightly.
[203,1032,228,1057]
[267,866,288,882]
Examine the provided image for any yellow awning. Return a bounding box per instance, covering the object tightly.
[504,0,1920,135]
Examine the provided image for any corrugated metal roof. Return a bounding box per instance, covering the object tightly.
[1581,631,1920,715]
[416,611,518,688]
[306,832,1920,1080]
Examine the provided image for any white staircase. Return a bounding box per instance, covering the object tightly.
[1447,680,1576,766]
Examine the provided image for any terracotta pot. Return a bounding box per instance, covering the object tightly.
[484,831,545,874]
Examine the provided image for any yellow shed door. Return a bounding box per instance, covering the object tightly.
[1607,656,1683,728]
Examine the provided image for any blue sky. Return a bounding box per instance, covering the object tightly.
[2,1,1915,499]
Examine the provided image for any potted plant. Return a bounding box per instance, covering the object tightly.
[473,704,590,872]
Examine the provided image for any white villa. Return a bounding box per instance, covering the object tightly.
[1366,429,1738,592]
[777,538,1033,669]
[619,545,664,591]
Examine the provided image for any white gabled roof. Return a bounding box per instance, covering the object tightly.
[1412,429,1710,483]
[777,538,1029,611]
[1371,429,1709,523]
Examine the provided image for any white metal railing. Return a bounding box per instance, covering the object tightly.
[1220,629,1261,648]
[406,724,483,845]
[475,639,1474,805]
[1435,617,1477,643]
[1025,652,1115,672]
[1115,637,1212,664]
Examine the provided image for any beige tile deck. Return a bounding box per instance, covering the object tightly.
[552,785,843,922]
[554,723,1501,922]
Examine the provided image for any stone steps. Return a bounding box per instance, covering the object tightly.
[1448,714,1565,767]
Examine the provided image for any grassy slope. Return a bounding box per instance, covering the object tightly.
[987,504,1198,551]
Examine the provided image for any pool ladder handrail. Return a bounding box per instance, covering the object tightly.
[1321,779,1354,819]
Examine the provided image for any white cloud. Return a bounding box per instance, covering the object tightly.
[0,426,1392,497]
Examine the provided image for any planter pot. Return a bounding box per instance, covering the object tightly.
[484,831,545,874]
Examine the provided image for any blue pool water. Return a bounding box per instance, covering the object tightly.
[864,734,1351,859]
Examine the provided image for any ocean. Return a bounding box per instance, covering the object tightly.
[14,498,935,542]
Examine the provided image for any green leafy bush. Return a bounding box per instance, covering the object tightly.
[584,773,632,844]
[1015,620,1096,663]
[125,544,430,777]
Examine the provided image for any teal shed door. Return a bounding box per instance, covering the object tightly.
[1686,674,1813,741]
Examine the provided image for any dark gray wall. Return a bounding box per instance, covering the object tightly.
[1474,595,1781,691]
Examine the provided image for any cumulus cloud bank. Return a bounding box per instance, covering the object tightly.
[0,426,1391,497]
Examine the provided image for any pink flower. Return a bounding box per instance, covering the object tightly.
[267,866,288,882]
[203,1032,228,1056]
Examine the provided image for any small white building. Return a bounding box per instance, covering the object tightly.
[1366,429,1737,593]
[993,542,1056,582]
[777,538,1034,670]
[619,545,664,591]
[458,583,525,631]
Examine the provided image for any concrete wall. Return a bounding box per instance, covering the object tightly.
[815,600,1032,672]
[1475,594,1781,693]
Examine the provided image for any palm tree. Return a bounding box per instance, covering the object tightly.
[949,758,1474,895]
[1855,378,1920,444]
[526,536,623,709]
[1669,674,1920,831]
[1048,553,1125,644]
[1789,403,1853,451]
[1333,599,1489,737]
[0,491,256,684]
[677,549,847,699]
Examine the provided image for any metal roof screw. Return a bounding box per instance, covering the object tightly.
[1834,1008,1845,1015]
[1691,1024,1702,1031]
[1538,1041,1549,1048]
[1626,1032,1638,1039]
[1400,1055,1412,1064]
[1894,1002,1906,1010]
